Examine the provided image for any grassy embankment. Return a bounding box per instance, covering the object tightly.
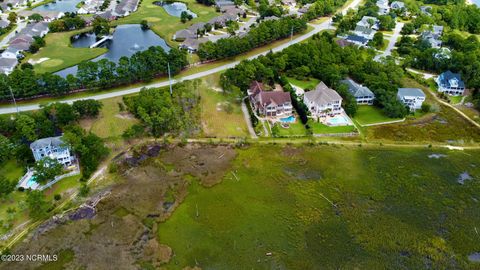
[157,145,480,269]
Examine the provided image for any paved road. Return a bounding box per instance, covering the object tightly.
[374,21,403,61]
[0,21,27,48]
[0,0,363,114]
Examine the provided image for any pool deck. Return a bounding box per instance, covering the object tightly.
[17,169,40,190]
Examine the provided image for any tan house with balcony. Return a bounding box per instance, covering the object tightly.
[303,82,343,118]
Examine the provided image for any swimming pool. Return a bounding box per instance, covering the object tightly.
[26,176,38,189]
[280,115,296,123]
[327,115,350,126]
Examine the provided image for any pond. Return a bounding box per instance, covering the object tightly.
[154,1,197,18]
[33,0,83,13]
[56,24,170,77]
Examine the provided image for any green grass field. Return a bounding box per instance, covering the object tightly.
[26,28,107,74]
[199,74,248,138]
[157,145,480,269]
[308,120,356,134]
[286,77,320,90]
[274,122,308,137]
[80,96,139,139]
[354,105,401,126]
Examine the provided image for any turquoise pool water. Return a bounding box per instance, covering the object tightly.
[328,115,349,125]
[26,176,38,188]
[280,115,296,123]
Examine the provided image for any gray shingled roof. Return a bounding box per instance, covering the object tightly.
[397,88,425,98]
[304,82,342,105]
[30,136,65,149]
[340,79,374,98]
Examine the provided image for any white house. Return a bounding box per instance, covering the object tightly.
[376,0,390,15]
[0,57,18,74]
[397,88,425,111]
[436,71,465,96]
[30,136,74,166]
[304,82,343,118]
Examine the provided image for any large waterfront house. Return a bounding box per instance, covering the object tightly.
[303,82,343,118]
[30,136,74,166]
[397,88,425,111]
[340,79,375,105]
[436,70,465,96]
[248,81,293,117]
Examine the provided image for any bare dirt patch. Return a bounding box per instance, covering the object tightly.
[2,144,235,270]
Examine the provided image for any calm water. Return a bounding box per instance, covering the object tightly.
[33,0,82,12]
[56,24,170,77]
[155,1,197,17]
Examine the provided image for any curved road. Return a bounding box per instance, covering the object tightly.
[0,0,362,114]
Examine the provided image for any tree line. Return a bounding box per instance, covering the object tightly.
[198,16,307,61]
[0,47,188,101]
[221,33,409,118]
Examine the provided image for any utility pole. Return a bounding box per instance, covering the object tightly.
[290,26,293,41]
[167,62,173,96]
[8,86,19,114]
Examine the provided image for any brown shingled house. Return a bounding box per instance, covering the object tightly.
[248,81,293,117]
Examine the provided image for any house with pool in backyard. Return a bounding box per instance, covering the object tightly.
[248,81,297,127]
[303,82,354,127]
[17,136,80,190]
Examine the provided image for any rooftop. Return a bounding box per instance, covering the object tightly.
[397,88,425,98]
[305,82,342,105]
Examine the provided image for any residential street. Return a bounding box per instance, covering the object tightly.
[0,21,27,48]
[0,0,363,114]
[374,21,403,61]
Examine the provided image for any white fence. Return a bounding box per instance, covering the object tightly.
[38,169,81,191]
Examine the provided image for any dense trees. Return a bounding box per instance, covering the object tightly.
[26,190,50,219]
[123,81,201,137]
[48,13,86,32]
[63,126,109,179]
[92,17,110,37]
[221,33,409,118]
[72,100,103,117]
[0,176,16,199]
[33,157,63,184]
[198,17,307,61]
[0,47,187,101]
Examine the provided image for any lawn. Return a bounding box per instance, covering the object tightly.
[354,105,401,126]
[308,120,356,134]
[0,160,25,182]
[273,121,308,137]
[80,96,139,139]
[286,77,320,90]
[449,95,463,104]
[26,28,107,74]
[199,74,248,138]
[157,145,480,269]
